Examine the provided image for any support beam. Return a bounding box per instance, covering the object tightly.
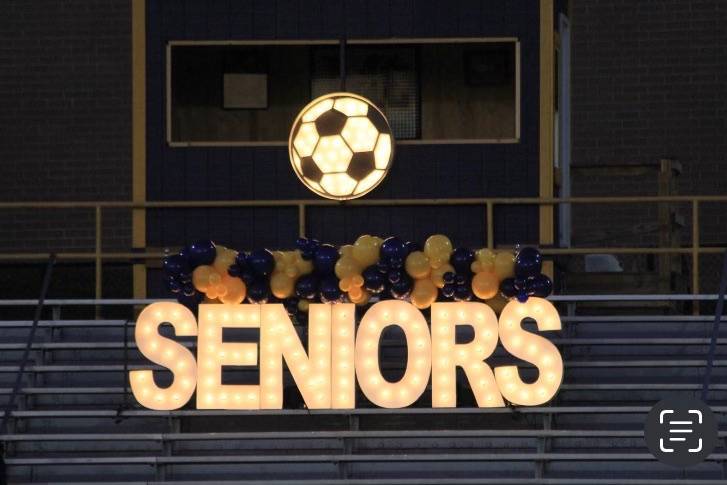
[132,0,147,299]
[539,0,555,279]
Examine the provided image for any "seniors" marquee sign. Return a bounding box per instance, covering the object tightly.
[131,298,563,410]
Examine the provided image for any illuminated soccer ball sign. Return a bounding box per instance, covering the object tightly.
[131,298,563,410]
[289,92,394,200]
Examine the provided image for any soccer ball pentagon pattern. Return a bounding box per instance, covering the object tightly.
[289,92,394,200]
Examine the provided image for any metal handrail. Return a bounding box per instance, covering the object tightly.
[701,249,727,402]
[0,405,725,416]
[0,294,723,307]
[1,195,725,301]
[0,254,55,436]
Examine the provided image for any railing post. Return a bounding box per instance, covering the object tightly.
[95,205,102,300]
[486,201,494,249]
[692,200,700,315]
[0,254,55,437]
[701,249,727,403]
[536,413,552,479]
[95,205,103,319]
[298,204,306,238]
[339,414,358,479]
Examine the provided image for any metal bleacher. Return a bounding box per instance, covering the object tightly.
[0,298,726,484]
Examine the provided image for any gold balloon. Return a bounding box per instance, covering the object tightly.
[270,271,294,299]
[351,274,364,287]
[220,274,247,304]
[424,234,453,268]
[215,284,228,297]
[270,251,302,279]
[213,247,237,275]
[352,235,381,267]
[282,251,297,265]
[192,265,214,292]
[272,250,286,265]
[339,277,352,292]
[348,285,363,300]
[350,289,370,305]
[335,256,361,280]
[475,248,496,271]
[295,256,314,275]
[405,251,431,279]
[208,271,222,286]
[411,278,438,309]
[285,265,299,278]
[431,263,455,288]
[424,234,453,256]
[339,244,355,258]
[494,251,516,280]
[472,271,499,300]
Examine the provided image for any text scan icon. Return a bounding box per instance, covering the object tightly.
[645,397,718,467]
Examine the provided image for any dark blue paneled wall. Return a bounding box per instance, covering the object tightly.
[146,0,541,263]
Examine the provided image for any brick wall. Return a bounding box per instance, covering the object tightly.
[1,1,725,295]
[0,0,131,253]
[570,0,727,291]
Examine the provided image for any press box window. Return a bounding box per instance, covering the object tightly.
[169,44,321,143]
[311,46,419,139]
[169,40,518,144]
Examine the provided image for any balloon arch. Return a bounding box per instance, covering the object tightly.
[163,235,552,317]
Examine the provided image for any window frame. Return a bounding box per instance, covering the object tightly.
[166,37,521,147]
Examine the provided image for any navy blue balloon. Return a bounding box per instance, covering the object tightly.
[515,247,543,278]
[389,256,404,269]
[390,274,412,299]
[500,278,517,298]
[163,254,190,276]
[513,277,527,291]
[247,249,275,276]
[168,279,182,294]
[530,274,553,297]
[442,284,455,298]
[388,269,403,284]
[296,238,320,260]
[295,274,319,300]
[235,251,248,267]
[283,297,299,316]
[380,237,407,262]
[320,276,343,303]
[451,247,475,274]
[239,270,255,286]
[454,284,473,302]
[517,290,529,303]
[454,274,467,286]
[247,278,270,304]
[314,244,339,275]
[177,292,203,312]
[443,272,456,285]
[187,240,216,267]
[363,266,386,294]
[182,283,195,297]
[376,261,389,274]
